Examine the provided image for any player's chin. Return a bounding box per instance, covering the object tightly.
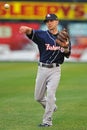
[49,27,55,31]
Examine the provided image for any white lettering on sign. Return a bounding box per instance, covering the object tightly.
[0,26,12,38]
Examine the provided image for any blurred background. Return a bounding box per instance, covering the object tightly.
[0,0,87,62]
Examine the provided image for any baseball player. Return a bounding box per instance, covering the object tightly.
[19,13,71,127]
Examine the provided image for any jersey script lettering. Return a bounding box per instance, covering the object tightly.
[45,44,64,52]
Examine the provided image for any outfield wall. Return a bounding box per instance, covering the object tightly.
[0,1,87,62]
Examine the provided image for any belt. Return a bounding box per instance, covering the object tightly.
[38,62,59,68]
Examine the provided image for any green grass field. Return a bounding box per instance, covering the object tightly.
[0,62,87,130]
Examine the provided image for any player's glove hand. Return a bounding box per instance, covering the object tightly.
[56,28,70,48]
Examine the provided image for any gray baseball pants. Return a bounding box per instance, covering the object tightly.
[34,65,61,126]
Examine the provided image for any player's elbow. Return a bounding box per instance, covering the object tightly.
[64,51,71,58]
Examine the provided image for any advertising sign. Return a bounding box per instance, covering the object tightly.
[0,2,87,20]
[0,22,40,50]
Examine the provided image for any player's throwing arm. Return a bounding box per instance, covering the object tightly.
[19,26,32,35]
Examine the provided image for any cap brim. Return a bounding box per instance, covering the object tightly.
[43,18,58,23]
[43,18,52,23]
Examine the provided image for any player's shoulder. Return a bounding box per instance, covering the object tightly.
[34,30,48,37]
[34,29,47,34]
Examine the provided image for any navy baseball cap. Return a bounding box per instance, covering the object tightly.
[44,14,58,23]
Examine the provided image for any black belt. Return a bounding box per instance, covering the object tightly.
[38,62,59,68]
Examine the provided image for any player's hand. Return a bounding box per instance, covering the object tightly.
[19,26,32,35]
[56,28,70,48]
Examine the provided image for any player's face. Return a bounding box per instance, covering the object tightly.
[46,20,59,31]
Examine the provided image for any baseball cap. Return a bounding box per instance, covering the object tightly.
[44,14,58,23]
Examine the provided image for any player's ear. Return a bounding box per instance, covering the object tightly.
[56,20,59,25]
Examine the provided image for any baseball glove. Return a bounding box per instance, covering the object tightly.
[56,28,69,48]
